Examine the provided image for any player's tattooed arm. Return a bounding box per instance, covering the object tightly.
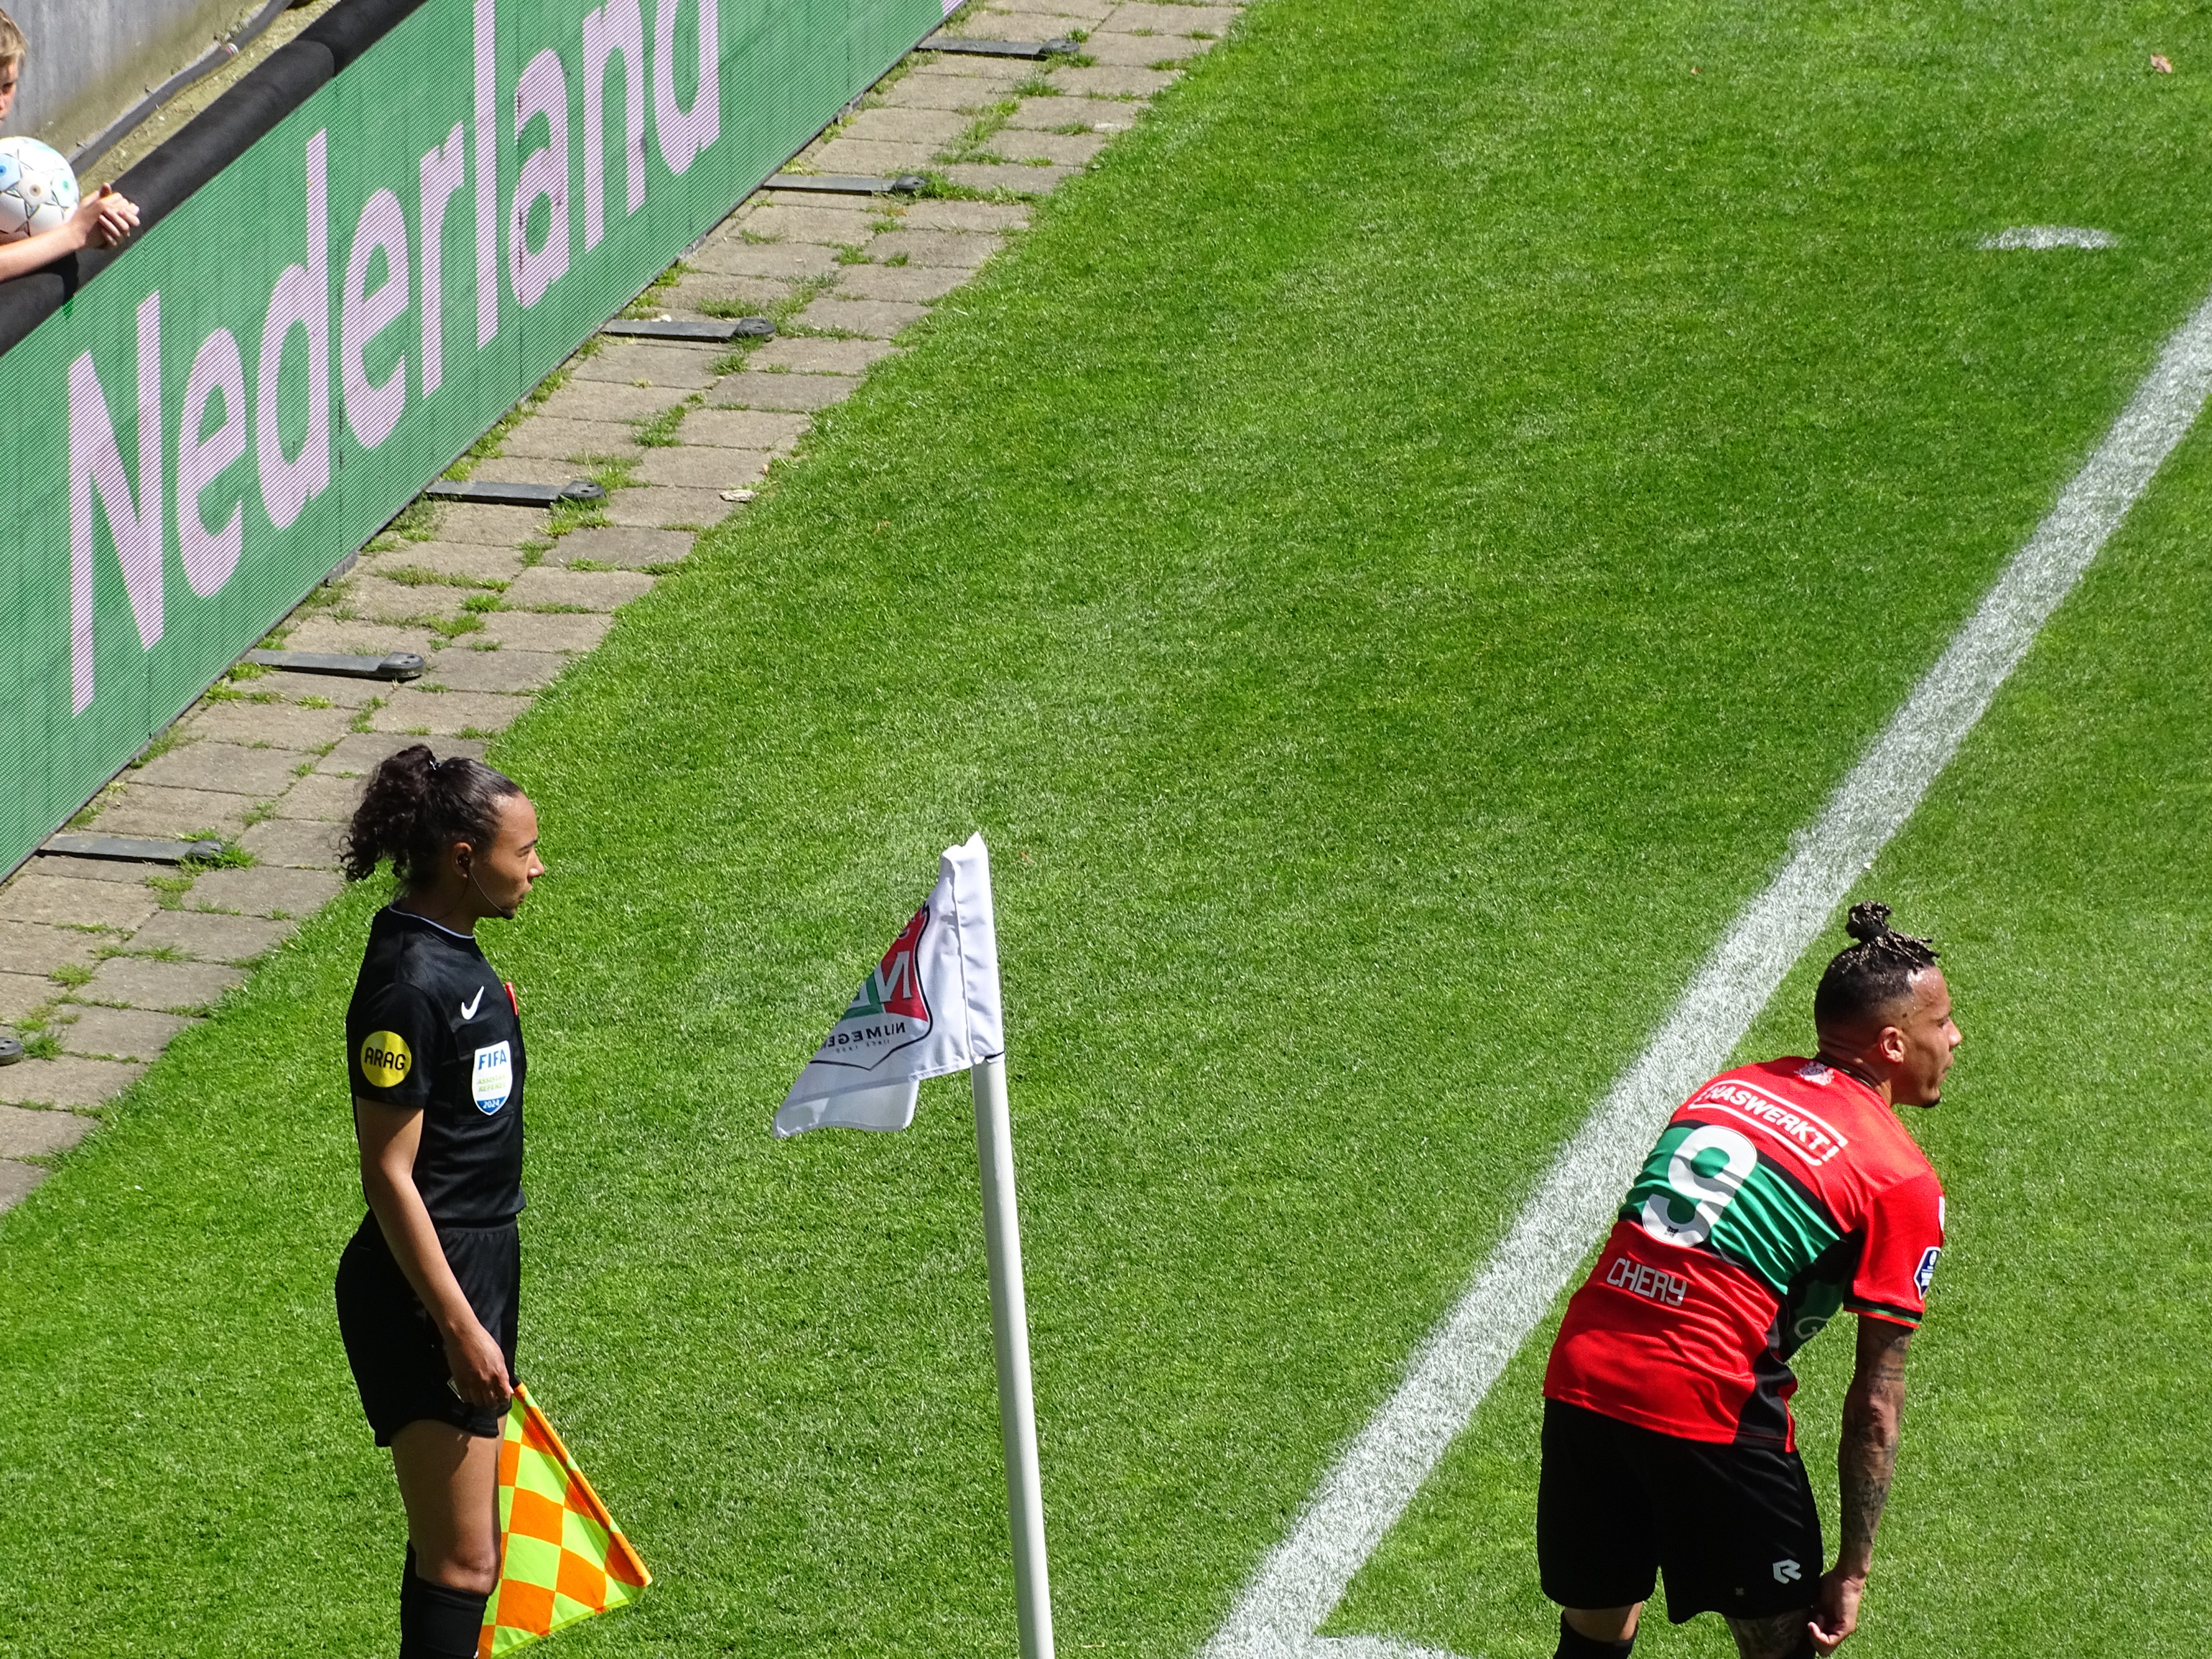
[1838,1315,1912,1573]
[1805,1317,1913,1655]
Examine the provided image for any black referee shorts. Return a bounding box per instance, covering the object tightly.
[1536,1400,1823,1624]
[335,1213,519,1448]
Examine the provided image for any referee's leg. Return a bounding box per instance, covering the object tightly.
[392,1421,502,1656]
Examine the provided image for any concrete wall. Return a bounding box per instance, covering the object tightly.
[1,0,260,154]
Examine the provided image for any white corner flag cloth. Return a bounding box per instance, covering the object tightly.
[774,834,1006,1138]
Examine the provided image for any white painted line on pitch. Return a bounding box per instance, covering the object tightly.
[1982,225,2118,251]
[1297,1638,1460,1659]
[1199,282,2212,1659]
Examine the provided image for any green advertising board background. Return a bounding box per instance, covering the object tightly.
[0,0,946,880]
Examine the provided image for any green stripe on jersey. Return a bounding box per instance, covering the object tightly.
[1621,1121,1843,1296]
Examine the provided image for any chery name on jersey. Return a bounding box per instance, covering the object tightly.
[1544,1058,1945,1449]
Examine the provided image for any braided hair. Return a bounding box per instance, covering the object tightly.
[1813,902,1939,1029]
[340,744,524,885]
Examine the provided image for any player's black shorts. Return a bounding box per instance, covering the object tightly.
[335,1213,519,1447]
[1537,1400,1823,1624]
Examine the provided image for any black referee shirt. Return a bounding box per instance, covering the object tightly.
[346,907,525,1225]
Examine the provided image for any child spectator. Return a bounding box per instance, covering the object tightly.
[0,6,140,283]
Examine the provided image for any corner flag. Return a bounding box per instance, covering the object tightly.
[774,832,1005,1138]
[775,834,1055,1659]
[478,1383,651,1657]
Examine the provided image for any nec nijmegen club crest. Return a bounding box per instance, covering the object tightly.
[812,906,933,1073]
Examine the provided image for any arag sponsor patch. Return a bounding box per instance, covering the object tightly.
[360,1030,414,1089]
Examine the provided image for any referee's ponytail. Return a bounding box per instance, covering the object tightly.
[340,744,525,885]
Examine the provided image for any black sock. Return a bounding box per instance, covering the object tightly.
[398,1554,491,1659]
[398,1547,419,1653]
[1555,1612,1635,1659]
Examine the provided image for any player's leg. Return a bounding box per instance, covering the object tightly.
[1642,1429,1822,1659]
[1560,1605,1642,1653]
[392,1419,502,1657]
[1722,1607,1815,1659]
[1537,1402,1658,1655]
[1715,1440,1822,1659]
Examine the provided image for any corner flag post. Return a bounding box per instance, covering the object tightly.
[774,835,1056,1658]
[972,1050,1054,1659]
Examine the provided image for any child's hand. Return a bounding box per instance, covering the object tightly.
[73,184,139,249]
[95,185,139,240]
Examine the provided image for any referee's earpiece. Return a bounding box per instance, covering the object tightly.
[461,847,519,921]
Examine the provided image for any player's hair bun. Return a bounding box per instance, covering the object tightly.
[1817,901,1937,1028]
[1844,901,1893,943]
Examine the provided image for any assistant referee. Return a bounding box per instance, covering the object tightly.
[334,745,544,1659]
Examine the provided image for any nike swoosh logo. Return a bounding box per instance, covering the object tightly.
[460,987,484,1020]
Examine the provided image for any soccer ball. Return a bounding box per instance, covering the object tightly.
[0,137,81,244]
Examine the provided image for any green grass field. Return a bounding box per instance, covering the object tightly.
[5,0,2211,1653]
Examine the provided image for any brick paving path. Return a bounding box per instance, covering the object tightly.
[0,0,1241,1212]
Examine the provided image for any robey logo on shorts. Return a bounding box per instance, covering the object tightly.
[359,1031,413,1088]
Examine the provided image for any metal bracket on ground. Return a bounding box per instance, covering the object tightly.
[602,317,775,343]
[920,34,1076,57]
[765,173,927,196]
[40,833,226,865]
[426,479,607,507]
[241,649,427,681]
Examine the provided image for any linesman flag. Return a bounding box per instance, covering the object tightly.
[775,832,1005,1138]
[478,1383,651,1657]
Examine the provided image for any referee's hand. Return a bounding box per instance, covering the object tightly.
[443,1317,515,1410]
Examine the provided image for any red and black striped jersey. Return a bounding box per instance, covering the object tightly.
[1544,1058,1944,1449]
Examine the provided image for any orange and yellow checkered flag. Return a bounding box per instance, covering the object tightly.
[478,1383,652,1657]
